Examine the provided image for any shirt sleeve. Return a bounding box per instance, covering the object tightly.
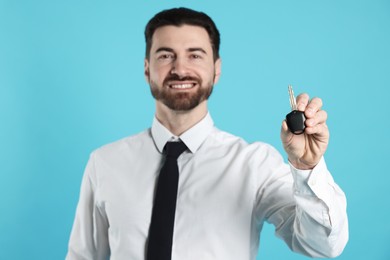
[66,153,110,260]
[287,157,349,257]
[255,148,348,258]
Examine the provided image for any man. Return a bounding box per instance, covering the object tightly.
[66,7,348,260]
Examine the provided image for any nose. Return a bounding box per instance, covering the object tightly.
[170,56,190,77]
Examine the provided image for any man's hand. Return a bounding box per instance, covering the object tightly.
[281,93,329,170]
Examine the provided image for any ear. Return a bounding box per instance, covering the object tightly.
[144,59,150,83]
[213,58,222,85]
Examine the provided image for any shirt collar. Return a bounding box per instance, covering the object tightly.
[151,112,214,154]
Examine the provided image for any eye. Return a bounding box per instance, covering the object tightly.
[157,53,174,61]
[190,54,202,59]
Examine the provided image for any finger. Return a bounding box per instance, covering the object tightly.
[305,97,323,118]
[305,110,328,128]
[305,121,329,137]
[296,93,309,111]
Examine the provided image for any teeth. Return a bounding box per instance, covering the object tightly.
[171,84,194,89]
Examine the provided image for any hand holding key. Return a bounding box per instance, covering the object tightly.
[281,86,329,170]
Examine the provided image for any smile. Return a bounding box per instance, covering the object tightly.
[169,83,196,89]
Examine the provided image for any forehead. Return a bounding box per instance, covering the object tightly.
[151,25,212,52]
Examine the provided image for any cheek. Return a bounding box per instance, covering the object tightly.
[201,66,217,81]
[149,65,169,82]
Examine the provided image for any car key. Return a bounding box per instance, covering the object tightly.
[286,85,306,135]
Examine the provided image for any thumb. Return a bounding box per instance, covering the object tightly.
[280,120,292,143]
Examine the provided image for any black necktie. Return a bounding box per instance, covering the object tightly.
[147,141,187,260]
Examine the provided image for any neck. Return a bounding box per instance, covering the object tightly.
[155,101,208,136]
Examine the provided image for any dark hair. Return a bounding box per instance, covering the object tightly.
[144,7,220,61]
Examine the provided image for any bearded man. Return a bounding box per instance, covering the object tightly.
[66,7,348,260]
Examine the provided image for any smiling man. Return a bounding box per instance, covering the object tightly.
[66,7,348,260]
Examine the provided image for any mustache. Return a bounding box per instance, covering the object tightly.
[163,74,201,85]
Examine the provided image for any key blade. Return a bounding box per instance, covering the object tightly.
[288,85,297,110]
[288,85,294,110]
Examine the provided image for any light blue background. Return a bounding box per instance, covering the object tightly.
[1,0,389,259]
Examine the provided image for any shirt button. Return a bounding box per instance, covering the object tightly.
[309,179,316,186]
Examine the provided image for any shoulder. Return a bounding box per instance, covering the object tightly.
[91,128,153,160]
[209,127,282,160]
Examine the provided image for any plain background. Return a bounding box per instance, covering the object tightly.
[1,0,389,259]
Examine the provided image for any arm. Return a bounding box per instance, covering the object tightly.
[66,153,110,260]
[272,93,348,257]
[268,158,348,257]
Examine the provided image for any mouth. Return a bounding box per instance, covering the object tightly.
[168,82,197,90]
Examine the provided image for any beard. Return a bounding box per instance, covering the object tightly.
[149,74,214,111]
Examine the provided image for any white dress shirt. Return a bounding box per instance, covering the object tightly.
[66,113,348,260]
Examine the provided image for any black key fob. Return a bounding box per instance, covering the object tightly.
[286,110,305,135]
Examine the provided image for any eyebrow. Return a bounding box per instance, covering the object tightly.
[188,48,207,54]
[154,47,207,54]
[155,47,174,54]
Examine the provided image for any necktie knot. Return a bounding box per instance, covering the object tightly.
[164,141,187,159]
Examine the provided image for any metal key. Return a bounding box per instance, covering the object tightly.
[288,85,297,110]
[286,85,306,134]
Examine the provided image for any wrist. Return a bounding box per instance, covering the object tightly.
[288,158,317,170]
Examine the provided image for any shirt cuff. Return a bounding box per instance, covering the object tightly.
[289,157,329,196]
